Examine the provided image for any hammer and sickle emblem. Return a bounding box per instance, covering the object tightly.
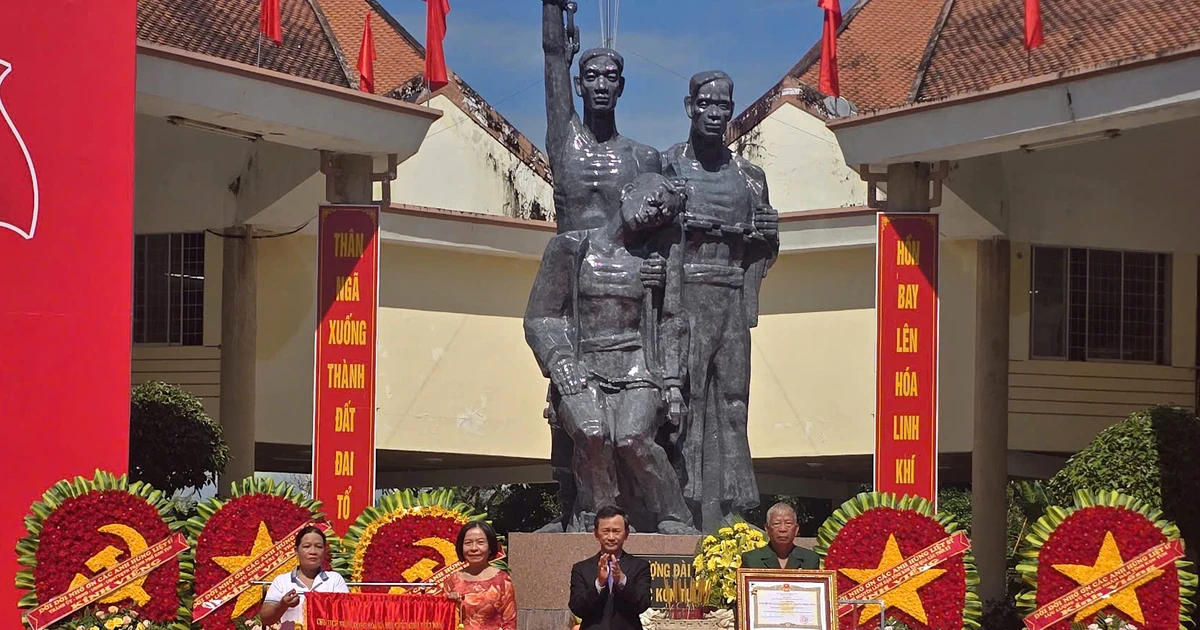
[68,524,152,606]
[389,537,460,594]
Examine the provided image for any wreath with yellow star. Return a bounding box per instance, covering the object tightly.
[1014,490,1197,630]
[815,492,982,630]
[186,477,342,630]
[15,470,192,630]
[340,489,487,594]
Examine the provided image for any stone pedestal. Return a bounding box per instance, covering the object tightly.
[509,533,818,630]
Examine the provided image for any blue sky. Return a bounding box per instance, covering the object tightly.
[377,0,826,151]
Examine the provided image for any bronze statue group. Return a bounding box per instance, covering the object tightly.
[526,0,780,536]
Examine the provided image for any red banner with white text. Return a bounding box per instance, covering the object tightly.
[307,592,457,630]
[875,214,939,505]
[0,1,135,624]
[313,205,380,534]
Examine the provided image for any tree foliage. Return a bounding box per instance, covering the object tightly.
[129,381,228,496]
[1046,405,1200,548]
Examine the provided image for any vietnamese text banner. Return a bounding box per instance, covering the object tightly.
[875,213,939,504]
[313,205,380,535]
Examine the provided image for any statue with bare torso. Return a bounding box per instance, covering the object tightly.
[527,1,778,533]
[533,0,687,533]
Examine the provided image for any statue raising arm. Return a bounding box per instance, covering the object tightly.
[542,0,579,169]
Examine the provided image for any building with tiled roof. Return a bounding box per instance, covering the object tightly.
[123,0,1200,608]
[777,0,1200,604]
[137,0,553,221]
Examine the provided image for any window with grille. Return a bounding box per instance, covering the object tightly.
[1030,246,1169,363]
[133,233,205,346]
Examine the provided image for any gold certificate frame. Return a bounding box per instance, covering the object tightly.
[737,569,838,630]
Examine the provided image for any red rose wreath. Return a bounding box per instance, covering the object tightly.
[340,489,486,593]
[815,492,981,630]
[186,477,336,630]
[15,470,190,630]
[1015,490,1197,630]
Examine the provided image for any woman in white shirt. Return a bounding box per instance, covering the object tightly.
[261,526,349,629]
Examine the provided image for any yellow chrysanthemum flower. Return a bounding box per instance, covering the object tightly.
[718,527,734,537]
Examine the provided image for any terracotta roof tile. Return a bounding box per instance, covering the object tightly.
[140,0,553,188]
[917,0,1200,102]
[796,0,948,112]
[312,0,550,185]
[315,0,425,94]
[137,0,350,87]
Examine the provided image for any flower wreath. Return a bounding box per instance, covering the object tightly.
[15,470,191,630]
[1014,490,1197,630]
[815,492,982,630]
[186,477,339,630]
[340,489,484,593]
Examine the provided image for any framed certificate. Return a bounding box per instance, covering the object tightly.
[737,569,838,630]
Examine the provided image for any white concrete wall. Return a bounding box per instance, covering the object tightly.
[250,234,981,458]
[732,104,867,212]
[1003,117,1200,253]
[134,114,249,232]
[387,94,555,220]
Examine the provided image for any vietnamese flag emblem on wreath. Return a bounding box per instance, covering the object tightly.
[340,488,498,594]
[815,492,982,630]
[186,476,341,630]
[15,470,192,630]
[1015,490,1197,630]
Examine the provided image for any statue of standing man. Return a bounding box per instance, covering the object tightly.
[659,71,780,531]
[531,0,693,534]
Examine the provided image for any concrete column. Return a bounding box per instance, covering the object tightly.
[325,153,374,204]
[972,239,1011,602]
[886,162,932,211]
[218,226,259,491]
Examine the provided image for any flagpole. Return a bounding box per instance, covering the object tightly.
[257,32,262,67]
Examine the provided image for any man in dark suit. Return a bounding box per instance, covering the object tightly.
[569,506,651,630]
[740,503,820,569]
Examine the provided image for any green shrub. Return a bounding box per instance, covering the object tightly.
[129,381,228,495]
[1046,405,1200,546]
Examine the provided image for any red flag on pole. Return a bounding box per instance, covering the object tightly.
[1024,0,1044,49]
[424,0,451,92]
[818,0,842,98]
[357,13,377,94]
[260,0,282,45]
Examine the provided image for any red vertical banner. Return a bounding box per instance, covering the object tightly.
[875,213,939,505]
[313,205,379,534]
[0,1,135,625]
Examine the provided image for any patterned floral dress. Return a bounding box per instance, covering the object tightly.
[443,570,518,630]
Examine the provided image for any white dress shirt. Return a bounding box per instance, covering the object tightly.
[264,569,349,629]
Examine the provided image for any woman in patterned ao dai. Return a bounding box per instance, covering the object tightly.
[442,521,517,630]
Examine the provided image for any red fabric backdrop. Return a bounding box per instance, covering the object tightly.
[0,1,136,625]
[307,592,458,630]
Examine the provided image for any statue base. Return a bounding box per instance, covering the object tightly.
[510,532,702,630]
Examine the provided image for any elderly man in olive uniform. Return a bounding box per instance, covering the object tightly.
[740,503,819,569]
